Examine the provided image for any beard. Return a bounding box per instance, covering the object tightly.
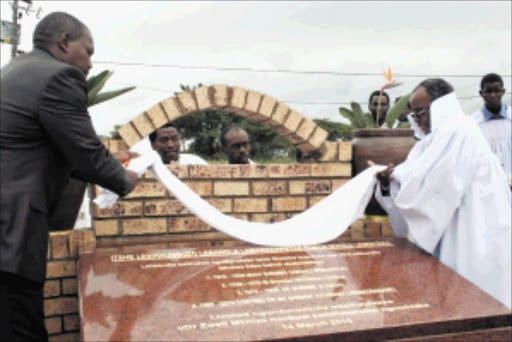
[232,153,249,164]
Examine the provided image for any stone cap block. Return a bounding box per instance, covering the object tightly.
[146,103,169,129]
[211,84,229,108]
[118,122,141,147]
[160,97,184,121]
[177,91,198,114]
[194,86,211,110]
[132,112,155,138]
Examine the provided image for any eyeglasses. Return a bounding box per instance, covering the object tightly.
[410,107,429,120]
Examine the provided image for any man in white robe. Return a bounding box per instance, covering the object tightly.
[373,78,511,309]
[471,73,511,185]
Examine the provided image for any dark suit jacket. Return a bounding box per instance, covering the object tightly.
[1,49,132,283]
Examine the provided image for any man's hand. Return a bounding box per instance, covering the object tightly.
[375,163,395,187]
[113,151,140,165]
[368,161,394,195]
[115,152,141,193]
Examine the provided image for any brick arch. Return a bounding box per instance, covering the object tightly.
[117,84,339,160]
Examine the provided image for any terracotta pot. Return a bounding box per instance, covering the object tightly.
[48,178,87,231]
[352,128,416,216]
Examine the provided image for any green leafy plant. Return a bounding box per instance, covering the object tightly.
[338,66,411,130]
[339,102,378,129]
[338,95,410,129]
[385,93,410,128]
[86,70,135,107]
[313,118,354,141]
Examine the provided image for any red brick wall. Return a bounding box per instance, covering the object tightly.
[91,162,354,239]
[44,230,94,341]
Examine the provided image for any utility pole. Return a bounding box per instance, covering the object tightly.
[7,0,41,60]
[10,0,19,59]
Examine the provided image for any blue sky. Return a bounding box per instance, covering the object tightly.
[1,1,510,135]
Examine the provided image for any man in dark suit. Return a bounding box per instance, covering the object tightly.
[0,12,139,341]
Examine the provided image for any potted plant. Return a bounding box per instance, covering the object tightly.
[340,68,416,216]
[48,71,135,231]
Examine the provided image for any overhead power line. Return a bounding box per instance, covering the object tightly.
[284,94,511,105]
[95,61,512,78]
[110,82,510,105]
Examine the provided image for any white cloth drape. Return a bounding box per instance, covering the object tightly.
[152,158,383,246]
[94,150,384,246]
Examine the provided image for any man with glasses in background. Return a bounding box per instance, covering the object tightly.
[471,73,511,184]
[370,78,511,309]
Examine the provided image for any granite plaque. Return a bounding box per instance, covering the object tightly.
[79,238,511,341]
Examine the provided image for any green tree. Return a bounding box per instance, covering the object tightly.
[109,124,122,139]
[169,84,297,162]
[174,109,296,162]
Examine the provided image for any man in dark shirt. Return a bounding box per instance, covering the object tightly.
[368,90,390,127]
[220,125,252,164]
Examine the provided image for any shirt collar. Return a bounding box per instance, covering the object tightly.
[482,104,507,120]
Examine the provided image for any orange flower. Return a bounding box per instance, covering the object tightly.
[384,66,393,83]
[381,66,403,91]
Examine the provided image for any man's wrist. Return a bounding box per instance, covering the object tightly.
[380,182,390,196]
[120,170,137,196]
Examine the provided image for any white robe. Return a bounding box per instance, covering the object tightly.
[376,93,512,309]
[471,106,512,179]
